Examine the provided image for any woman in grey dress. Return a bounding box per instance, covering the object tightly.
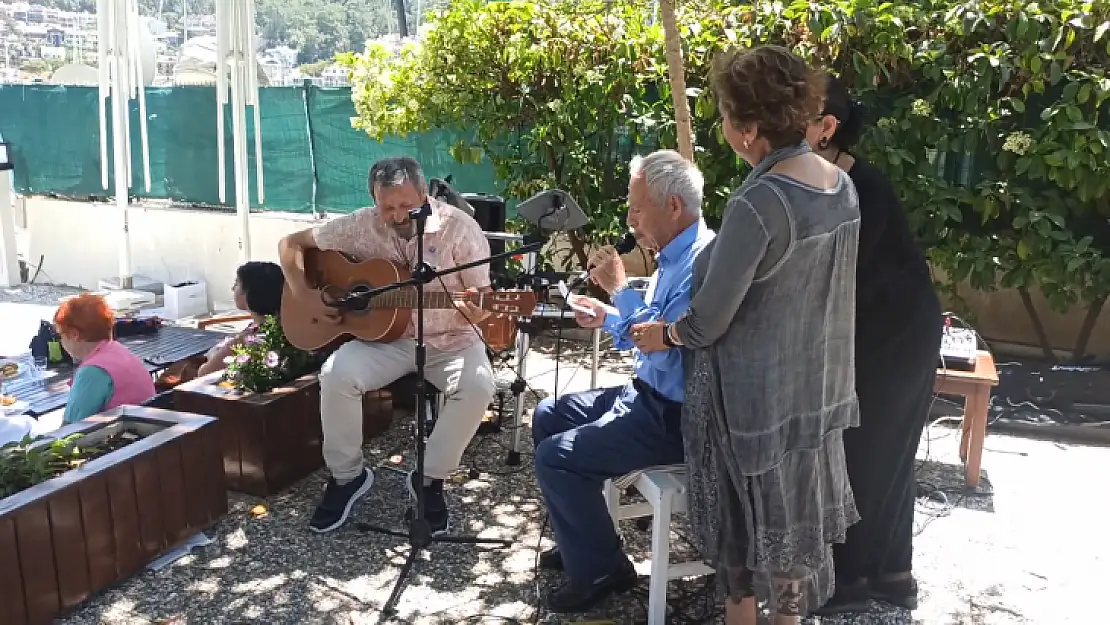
[632,46,861,624]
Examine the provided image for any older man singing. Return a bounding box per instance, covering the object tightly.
[532,149,716,613]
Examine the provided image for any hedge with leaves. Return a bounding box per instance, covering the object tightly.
[343,0,1110,314]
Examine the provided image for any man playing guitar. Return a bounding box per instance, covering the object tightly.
[277,156,497,535]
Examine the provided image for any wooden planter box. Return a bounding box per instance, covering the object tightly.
[173,371,393,497]
[0,406,227,625]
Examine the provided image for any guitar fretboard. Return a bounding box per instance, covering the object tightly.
[366,288,479,310]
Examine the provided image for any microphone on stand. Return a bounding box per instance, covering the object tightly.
[565,232,638,292]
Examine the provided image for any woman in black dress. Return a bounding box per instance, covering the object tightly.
[807,76,943,613]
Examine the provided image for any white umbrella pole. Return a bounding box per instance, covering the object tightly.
[231,59,251,262]
[220,0,260,263]
[0,169,19,288]
[215,0,227,203]
[113,73,133,289]
[98,0,152,290]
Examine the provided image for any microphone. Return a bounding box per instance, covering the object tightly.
[566,232,638,291]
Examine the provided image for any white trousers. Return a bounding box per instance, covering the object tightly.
[319,339,496,481]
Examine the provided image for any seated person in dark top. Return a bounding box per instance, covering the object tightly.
[807,75,943,614]
[198,261,286,376]
[531,150,715,614]
[56,294,156,423]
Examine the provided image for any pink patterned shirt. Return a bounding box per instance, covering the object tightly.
[312,198,492,352]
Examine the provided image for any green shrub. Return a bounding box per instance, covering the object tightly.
[344,0,1110,312]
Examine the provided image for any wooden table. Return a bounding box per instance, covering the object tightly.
[934,350,999,489]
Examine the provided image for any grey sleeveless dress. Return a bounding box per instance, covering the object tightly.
[674,142,861,616]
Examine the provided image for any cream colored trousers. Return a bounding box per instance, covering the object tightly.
[319,338,496,482]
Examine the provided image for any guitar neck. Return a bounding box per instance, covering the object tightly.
[368,288,477,310]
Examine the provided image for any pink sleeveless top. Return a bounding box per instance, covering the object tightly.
[73,340,156,410]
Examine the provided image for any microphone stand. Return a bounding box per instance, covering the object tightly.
[346,203,542,618]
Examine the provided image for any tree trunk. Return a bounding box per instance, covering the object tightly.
[1018,287,1057,362]
[660,0,693,161]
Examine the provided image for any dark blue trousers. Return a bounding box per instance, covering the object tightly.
[532,381,684,584]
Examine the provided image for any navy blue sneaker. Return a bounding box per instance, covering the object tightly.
[309,468,373,533]
[403,470,450,535]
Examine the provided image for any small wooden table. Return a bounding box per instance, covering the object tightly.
[934,351,999,489]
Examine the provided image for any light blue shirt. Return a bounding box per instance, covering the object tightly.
[63,366,114,424]
[602,220,716,402]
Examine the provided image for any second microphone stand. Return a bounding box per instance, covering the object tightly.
[345,203,542,617]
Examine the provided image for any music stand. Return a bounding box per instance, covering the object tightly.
[500,189,590,462]
[327,201,543,617]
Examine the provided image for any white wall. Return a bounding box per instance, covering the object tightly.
[21,197,317,312]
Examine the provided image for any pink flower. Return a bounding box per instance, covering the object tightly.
[236,354,251,364]
[245,334,262,345]
[265,351,280,368]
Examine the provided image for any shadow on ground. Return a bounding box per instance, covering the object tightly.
[914,458,996,514]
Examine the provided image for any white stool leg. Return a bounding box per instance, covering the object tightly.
[647,487,674,625]
[603,479,621,533]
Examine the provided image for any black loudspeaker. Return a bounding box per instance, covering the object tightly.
[463,193,508,278]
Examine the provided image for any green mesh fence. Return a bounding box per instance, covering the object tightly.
[0,84,500,214]
[307,87,501,213]
[0,85,104,196]
[149,85,315,212]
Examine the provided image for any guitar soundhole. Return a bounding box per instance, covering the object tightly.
[345,282,376,314]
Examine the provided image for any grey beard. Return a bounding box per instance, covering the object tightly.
[392,221,414,240]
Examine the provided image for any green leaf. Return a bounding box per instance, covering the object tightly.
[1062,82,1079,102]
[1017,240,1030,260]
[1012,98,1026,113]
[1078,84,1092,104]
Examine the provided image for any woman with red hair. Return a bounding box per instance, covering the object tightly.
[54,293,155,423]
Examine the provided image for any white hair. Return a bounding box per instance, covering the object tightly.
[629,149,704,216]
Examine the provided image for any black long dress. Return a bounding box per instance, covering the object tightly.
[833,156,942,585]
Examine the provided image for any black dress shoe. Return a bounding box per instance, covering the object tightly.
[813,579,872,615]
[538,540,625,572]
[871,577,918,610]
[544,560,639,613]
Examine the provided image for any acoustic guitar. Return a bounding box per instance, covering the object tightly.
[281,249,538,352]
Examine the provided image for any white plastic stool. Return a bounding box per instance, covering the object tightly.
[604,466,714,625]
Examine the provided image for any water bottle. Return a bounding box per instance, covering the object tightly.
[32,357,47,391]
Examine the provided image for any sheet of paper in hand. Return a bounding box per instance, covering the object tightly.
[557,281,597,317]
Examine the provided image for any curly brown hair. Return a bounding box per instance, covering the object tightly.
[711,45,825,149]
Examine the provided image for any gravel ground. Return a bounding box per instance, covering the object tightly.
[3,285,1107,624]
[53,408,1106,625]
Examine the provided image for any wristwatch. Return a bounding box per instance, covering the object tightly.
[663,323,684,347]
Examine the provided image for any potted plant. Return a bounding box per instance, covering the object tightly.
[220,316,322,394]
[173,316,393,496]
[0,407,226,625]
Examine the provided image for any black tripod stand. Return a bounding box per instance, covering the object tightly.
[329,201,544,617]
